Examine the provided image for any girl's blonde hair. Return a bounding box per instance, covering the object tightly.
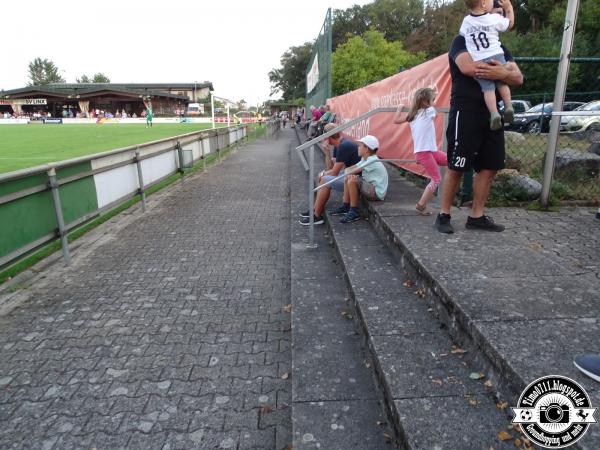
[406,87,436,122]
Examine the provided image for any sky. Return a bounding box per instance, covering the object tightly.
[2,0,372,106]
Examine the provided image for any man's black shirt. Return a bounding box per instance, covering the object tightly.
[448,35,514,113]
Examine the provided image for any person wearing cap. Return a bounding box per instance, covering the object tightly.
[334,135,388,223]
[299,125,360,226]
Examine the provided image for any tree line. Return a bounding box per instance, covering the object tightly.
[269,0,600,102]
[27,57,110,86]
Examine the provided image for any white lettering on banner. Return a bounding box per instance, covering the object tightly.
[0,98,47,105]
[306,55,320,94]
[370,76,437,110]
[337,115,370,140]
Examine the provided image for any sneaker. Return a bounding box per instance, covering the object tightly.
[490,112,502,131]
[574,354,600,383]
[596,211,600,220]
[299,210,310,218]
[465,215,505,232]
[434,213,454,234]
[299,215,324,226]
[340,210,360,223]
[330,204,350,216]
[503,105,514,124]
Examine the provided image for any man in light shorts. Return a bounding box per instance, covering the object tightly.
[299,125,360,225]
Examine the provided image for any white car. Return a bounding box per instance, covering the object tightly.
[560,100,600,133]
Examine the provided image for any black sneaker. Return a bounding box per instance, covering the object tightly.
[434,213,454,234]
[330,205,350,216]
[574,354,600,383]
[465,215,505,232]
[340,209,360,223]
[299,210,310,218]
[299,215,324,226]
[596,211,600,220]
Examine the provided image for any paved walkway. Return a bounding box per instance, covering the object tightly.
[0,136,292,449]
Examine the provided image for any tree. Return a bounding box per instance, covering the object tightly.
[332,30,425,95]
[27,58,65,86]
[92,73,110,83]
[76,75,91,83]
[269,42,313,100]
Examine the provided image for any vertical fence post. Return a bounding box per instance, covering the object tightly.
[200,137,206,171]
[135,149,147,212]
[439,111,450,205]
[308,145,316,249]
[47,167,71,265]
[176,141,185,186]
[541,0,581,208]
[217,132,221,163]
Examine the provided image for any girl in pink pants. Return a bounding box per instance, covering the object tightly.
[394,87,447,215]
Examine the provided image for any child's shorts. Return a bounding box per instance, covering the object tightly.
[359,179,383,201]
[476,53,507,92]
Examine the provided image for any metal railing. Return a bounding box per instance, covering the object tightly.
[295,107,450,248]
[0,125,248,270]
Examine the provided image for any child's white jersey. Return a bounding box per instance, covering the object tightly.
[459,13,510,61]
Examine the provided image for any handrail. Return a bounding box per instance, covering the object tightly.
[0,124,244,183]
[314,158,417,192]
[551,111,600,117]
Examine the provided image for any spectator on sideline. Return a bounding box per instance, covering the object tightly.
[434,34,523,234]
[394,87,447,215]
[306,105,323,139]
[332,135,388,224]
[299,127,360,225]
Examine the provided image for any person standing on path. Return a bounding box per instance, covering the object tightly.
[394,87,447,216]
[434,35,523,234]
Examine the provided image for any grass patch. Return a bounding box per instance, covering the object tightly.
[0,137,245,286]
[0,122,219,173]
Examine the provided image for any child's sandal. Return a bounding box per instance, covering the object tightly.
[416,203,432,216]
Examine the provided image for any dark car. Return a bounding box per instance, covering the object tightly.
[507,101,584,134]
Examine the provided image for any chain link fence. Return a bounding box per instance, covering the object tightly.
[305,8,332,114]
[490,59,600,205]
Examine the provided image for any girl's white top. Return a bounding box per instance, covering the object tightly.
[409,106,437,153]
[460,12,510,61]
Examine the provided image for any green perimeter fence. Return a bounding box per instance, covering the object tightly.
[0,125,254,279]
[305,8,332,115]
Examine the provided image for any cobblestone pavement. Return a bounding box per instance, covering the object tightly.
[0,136,292,449]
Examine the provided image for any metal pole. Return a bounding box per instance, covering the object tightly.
[200,137,206,171]
[135,150,147,212]
[211,92,215,129]
[227,105,230,127]
[439,111,450,204]
[540,0,580,208]
[308,145,316,249]
[177,141,184,186]
[47,168,71,265]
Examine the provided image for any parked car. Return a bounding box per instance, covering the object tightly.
[559,100,600,133]
[507,101,584,134]
[499,100,531,115]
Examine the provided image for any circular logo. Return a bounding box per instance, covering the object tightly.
[512,375,597,448]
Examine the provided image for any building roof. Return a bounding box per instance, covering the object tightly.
[0,82,213,101]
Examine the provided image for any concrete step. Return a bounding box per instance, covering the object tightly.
[326,216,521,449]
[289,129,396,450]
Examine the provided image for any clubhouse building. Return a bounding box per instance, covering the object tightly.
[0,82,213,118]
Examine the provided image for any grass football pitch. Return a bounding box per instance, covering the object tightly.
[0,122,218,174]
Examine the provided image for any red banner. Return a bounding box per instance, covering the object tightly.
[327,54,451,177]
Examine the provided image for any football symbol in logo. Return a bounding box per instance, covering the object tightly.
[520,410,532,421]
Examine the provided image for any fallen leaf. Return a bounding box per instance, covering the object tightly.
[414,288,426,298]
[284,445,293,450]
[529,242,543,252]
[365,362,371,368]
[468,398,478,406]
[260,405,274,415]
[283,304,292,313]
[496,402,509,410]
[484,380,492,388]
[439,353,448,357]
[498,431,513,441]
[432,378,443,386]
[281,372,289,380]
[450,346,467,354]
[383,432,392,442]
[402,280,414,288]
[469,372,485,380]
[514,438,522,447]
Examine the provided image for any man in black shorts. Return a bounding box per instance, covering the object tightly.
[434,35,523,234]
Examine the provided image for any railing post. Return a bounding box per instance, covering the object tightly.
[134,149,147,212]
[439,111,450,204]
[176,140,184,186]
[541,0,580,208]
[217,132,221,163]
[200,136,206,171]
[47,167,71,265]
[308,145,317,249]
